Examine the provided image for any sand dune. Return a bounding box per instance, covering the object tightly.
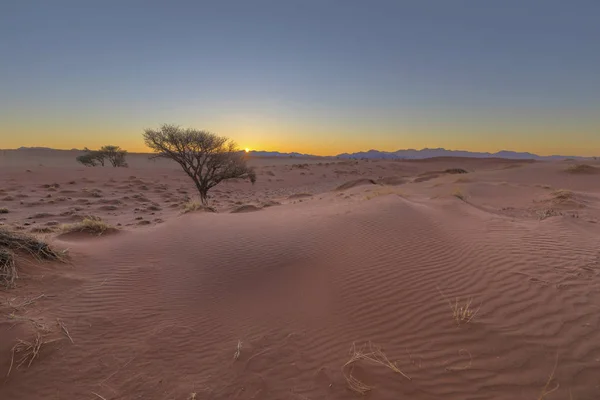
[1,150,600,399]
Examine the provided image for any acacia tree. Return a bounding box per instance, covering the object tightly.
[143,124,256,205]
[100,145,128,167]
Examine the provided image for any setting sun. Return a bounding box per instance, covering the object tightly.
[245,148,249,153]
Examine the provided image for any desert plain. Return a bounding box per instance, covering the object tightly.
[1,148,600,399]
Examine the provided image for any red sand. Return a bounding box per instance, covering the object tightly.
[1,149,600,399]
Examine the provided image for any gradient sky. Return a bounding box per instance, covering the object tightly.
[1,0,599,156]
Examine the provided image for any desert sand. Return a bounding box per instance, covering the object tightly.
[1,148,600,399]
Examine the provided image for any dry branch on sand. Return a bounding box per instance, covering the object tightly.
[61,217,116,236]
[7,332,62,377]
[342,341,410,395]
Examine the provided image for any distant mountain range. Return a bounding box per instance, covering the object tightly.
[250,148,592,160]
[335,148,592,160]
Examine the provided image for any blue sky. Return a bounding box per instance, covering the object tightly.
[1,0,599,155]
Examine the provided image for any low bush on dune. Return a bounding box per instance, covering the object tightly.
[445,168,468,174]
[0,207,8,214]
[61,217,116,236]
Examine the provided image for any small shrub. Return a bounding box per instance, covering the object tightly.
[445,168,468,174]
[452,188,466,201]
[0,208,8,214]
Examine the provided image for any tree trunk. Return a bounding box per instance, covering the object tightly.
[199,190,208,205]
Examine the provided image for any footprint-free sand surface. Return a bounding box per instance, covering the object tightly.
[1,149,600,399]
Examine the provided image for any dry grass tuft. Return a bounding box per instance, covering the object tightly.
[0,248,17,288]
[0,227,65,264]
[452,188,467,201]
[182,200,216,214]
[0,207,8,214]
[552,189,574,201]
[438,287,480,326]
[342,341,410,395]
[61,217,116,236]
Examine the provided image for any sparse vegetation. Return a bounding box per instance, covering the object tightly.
[143,124,256,205]
[0,207,8,213]
[61,217,116,235]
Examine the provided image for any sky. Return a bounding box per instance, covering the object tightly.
[1,0,599,156]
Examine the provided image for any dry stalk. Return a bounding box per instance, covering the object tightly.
[91,392,108,400]
[57,318,74,344]
[342,341,410,395]
[538,353,559,400]
[234,339,242,360]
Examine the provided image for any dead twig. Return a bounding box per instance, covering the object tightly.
[57,318,74,344]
